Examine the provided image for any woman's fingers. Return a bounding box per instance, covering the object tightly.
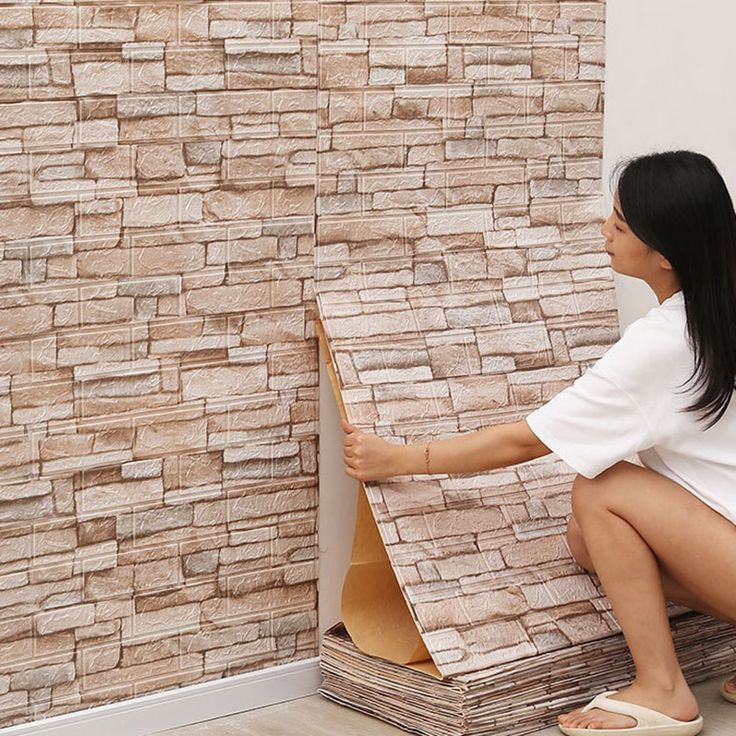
[339,419,397,481]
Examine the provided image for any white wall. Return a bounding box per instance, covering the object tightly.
[603,0,736,326]
[317,344,357,642]
[318,0,736,639]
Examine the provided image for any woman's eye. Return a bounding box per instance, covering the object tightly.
[614,225,623,232]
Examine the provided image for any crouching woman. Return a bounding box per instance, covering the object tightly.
[341,150,736,736]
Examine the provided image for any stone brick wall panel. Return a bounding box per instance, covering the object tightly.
[315,0,654,678]
[0,1,319,726]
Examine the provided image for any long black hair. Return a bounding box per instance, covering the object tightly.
[610,149,736,431]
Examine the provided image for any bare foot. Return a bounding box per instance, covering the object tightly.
[557,679,700,731]
[724,674,736,693]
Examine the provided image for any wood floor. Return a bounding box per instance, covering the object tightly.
[151,673,734,736]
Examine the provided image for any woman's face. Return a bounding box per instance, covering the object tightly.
[600,190,673,282]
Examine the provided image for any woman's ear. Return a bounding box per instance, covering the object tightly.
[658,254,675,271]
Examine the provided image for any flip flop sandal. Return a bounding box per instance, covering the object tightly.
[720,677,736,703]
[557,690,704,736]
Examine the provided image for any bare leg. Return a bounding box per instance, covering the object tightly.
[557,461,736,731]
[567,515,736,625]
[567,515,736,701]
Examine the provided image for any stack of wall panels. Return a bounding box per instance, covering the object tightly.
[320,618,736,736]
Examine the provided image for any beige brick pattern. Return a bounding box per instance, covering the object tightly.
[313,0,670,680]
[0,0,651,724]
[0,1,318,727]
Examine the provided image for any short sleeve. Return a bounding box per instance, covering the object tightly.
[525,364,658,479]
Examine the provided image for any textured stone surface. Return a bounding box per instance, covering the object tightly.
[312,0,660,680]
[0,0,634,725]
[0,1,319,728]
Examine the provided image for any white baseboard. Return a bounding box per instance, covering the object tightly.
[0,657,322,736]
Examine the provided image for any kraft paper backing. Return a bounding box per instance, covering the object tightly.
[317,318,441,679]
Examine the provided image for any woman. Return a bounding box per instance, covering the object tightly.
[341,150,736,736]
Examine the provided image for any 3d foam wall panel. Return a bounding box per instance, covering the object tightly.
[315,1,736,733]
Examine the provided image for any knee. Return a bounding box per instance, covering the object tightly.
[566,514,595,573]
[570,472,608,521]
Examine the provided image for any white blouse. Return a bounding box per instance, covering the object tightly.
[525,290,736,525]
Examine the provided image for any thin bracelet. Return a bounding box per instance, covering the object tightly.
[424,442,431,474]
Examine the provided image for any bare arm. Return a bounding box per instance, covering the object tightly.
[394,418,552,476]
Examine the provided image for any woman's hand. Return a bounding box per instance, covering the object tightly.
[341,418,402,482]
